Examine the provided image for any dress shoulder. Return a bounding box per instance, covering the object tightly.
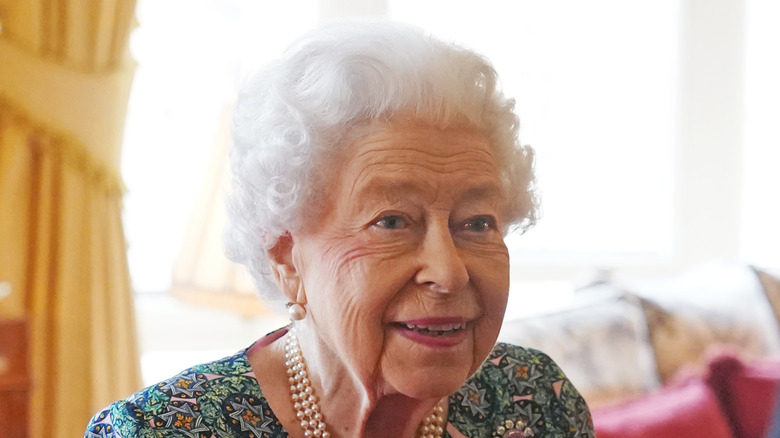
[84,349,286,438]
[446,343,595,438]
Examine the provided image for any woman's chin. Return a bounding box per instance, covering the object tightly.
[380,333,479,399]
[382,359,474,396]
[391,376,466,401]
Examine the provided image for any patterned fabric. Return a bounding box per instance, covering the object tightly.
[499,289,660,406]
[632,262,780,383]
[85,342,594,438]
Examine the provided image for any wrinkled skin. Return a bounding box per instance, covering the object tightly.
[270,119,512,436]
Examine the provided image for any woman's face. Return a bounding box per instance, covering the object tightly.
[288,120,511,400]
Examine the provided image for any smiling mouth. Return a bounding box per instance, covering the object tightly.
[396,322,467,337]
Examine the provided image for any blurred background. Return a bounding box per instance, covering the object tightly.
[1,0,779,437]
[123,0,779,383]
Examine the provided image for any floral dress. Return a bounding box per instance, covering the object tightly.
[85,338,595,438]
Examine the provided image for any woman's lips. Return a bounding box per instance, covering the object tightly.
[392,318,470,347]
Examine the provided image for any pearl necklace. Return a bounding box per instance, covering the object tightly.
[284,330,445,438]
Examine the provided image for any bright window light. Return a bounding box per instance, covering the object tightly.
[740,0,780,269]
[390,0,678,263]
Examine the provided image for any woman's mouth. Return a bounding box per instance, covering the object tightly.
[392,319,470,347]
[398,322,466,337]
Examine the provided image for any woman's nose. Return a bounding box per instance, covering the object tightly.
[414,224,469,293]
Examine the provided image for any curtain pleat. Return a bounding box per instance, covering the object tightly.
[55,159,91,437]
[88,188,113,408]
[26,135,60,436]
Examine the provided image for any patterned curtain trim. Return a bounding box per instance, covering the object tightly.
[0,97,125,196]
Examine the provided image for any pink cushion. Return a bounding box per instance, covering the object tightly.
[706,353,780,438]
[592,376,734,438]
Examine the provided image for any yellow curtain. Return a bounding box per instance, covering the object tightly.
[0,1,140,437]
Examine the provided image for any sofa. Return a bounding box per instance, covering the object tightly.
[497,260,780,438]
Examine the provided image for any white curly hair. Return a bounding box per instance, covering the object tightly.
[225,20,538,300]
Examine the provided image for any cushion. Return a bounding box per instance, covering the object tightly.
[592,375,735,438]
[626,261,780,382]
[498,287,660,406]
[706,353,780,438]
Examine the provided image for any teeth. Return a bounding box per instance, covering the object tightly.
[403,322,465,331]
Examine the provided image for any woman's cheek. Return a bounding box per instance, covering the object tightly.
[328,229,412,261]
[467,241,510,278]
[314,237,412,304]
[469,244,510,321]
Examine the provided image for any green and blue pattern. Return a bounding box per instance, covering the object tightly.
[85,342,594,438]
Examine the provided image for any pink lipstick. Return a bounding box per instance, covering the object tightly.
[393,318,469,347]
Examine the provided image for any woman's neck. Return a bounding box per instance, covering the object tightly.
[247,324,447,438]
[365,394,446,438]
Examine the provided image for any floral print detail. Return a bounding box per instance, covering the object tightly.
[159,373,210,398]
[85,343,594,437]
[447,344,594,438]
[459,380,491,417]
[157,402,210,437]
[84,417,115,438]
[223,394,279,437]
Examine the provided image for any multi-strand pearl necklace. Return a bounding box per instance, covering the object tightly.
[285,331,329,437]
[284,330,445,438]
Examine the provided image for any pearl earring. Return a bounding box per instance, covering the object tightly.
[287,302,306,321]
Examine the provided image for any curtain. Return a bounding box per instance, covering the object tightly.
[0,1,140,437]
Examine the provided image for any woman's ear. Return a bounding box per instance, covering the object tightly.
[268,233,302,302]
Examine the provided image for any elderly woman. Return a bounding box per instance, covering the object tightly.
[86,21,594,438]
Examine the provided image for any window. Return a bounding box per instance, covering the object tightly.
[123,0,317,292]
[125,1,697,295]
[740,0,780,269]
[389,0,678,264]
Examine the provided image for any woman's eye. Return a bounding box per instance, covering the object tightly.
[463,216,495,233]
[374,215,407,230]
